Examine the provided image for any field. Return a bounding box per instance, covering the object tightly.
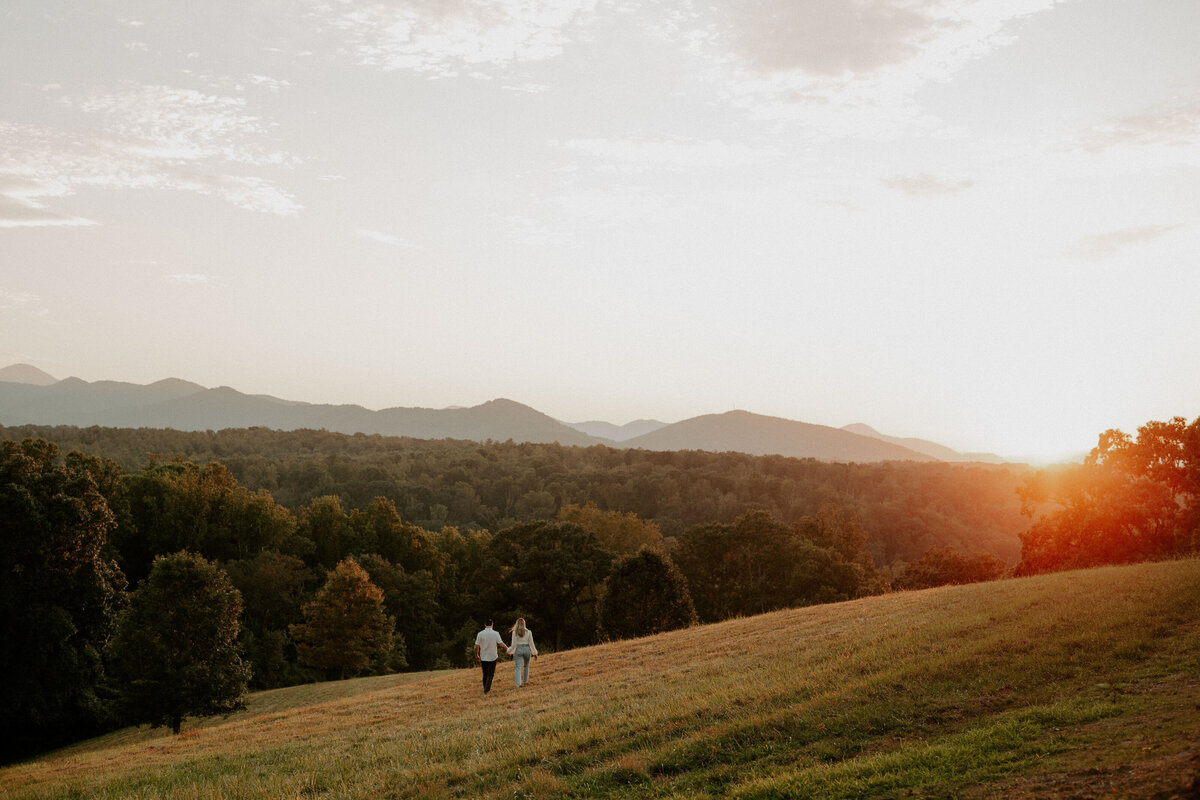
[3,560,1198,799]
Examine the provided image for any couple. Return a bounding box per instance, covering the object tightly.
[474,618,538,694]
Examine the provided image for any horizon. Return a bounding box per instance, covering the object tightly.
[3,1,1198,464]
[1,360,1087,463]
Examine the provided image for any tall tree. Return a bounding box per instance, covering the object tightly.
[290,558,396,679]
[107,551,250,734]
[114,458,299,584]
[355,553,441,671]
[598,548,696,640]
[486,521,614,650]
[673,510,873,623]
[0,439,126,761]
[1018,416,1200,572]
[224,551,311,688]
[298,494,352,570]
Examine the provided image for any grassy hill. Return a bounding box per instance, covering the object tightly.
[4,560,1198,799]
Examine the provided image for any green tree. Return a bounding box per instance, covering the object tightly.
[0,439,127,761]
[290,559,396,679]
[298,495,352,570]
[355,553,441,671]
[107,551,250,734]
[557,501,664,556]
[598,548,696,640]
[486,521,614,650]
[115,459,298,584]
[896,546,1006,589]
[674,510,873,623]
[347,497,433,573]
[224,551,311,688]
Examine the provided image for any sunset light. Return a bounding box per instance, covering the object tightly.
[3,2,1198,462]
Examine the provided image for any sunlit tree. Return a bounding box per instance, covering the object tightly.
[290,558,395,679]
[1017,416,1200,572]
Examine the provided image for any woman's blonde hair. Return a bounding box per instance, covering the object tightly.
[510,618,527,637]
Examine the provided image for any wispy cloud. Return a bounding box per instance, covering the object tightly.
[1075,97,1200,152]
[71,83,294,166]
[0,82,301,222]
[1065,224,1185,261]
[356,228,413,247]
[0,290,43,312]
[307,0,597,77]
[163,273,214,285]
[0,178,96,227]
[880,173,974,197]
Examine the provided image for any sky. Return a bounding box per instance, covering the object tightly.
[2,0,1198,463]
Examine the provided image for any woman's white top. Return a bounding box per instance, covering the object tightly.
[507,630,537,656]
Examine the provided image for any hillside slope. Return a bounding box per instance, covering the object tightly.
[4,560,1197,799]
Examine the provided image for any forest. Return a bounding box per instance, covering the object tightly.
[2,415,1196,761]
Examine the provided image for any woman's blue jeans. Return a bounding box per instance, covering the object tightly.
[514,644,531,686]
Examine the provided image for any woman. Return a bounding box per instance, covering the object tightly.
[506,618,538,688]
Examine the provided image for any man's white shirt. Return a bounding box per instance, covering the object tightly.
[475,627,504,661]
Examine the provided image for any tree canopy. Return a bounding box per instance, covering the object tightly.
[106,551,250,734]
[599,548,696,640]
[1017,416,1199,572]
[0,439,126,761]
[290,558,396,679]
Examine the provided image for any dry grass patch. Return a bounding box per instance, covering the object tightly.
[2,559,1198,799]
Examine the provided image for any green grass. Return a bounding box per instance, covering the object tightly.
[4,559,1198,799]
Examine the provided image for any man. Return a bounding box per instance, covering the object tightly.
[473,619,505,694]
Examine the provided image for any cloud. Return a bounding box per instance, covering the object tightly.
[0,290,43,312]
[1075,98,1200,152]
[71,83,294,166]
[356,228,413,247]
[879,173,974,197]
[1065,224,1185,261]
[163,274,213,285]
[308,0,597,77]
[0,82,301,221]
[668,0,1063,137]
[716,0,948,78]
[0,180,96,228]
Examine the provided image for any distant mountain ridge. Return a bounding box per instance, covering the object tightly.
[0,363,57,386]
[623,410,940,462]
[0,365,1006,463]
[840,423,1004,464]
[562,418,668,442]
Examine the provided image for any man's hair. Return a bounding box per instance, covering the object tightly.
[486,619,494,627]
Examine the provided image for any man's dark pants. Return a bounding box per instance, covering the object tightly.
[481,659,497,693]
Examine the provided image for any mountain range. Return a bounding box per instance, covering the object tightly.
[0,364,1004,463]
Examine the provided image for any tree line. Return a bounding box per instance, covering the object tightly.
[0,424,1032,564]
[4,415,1195,760]
[1,437,886,760]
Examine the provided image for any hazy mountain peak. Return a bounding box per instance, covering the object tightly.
[148,377,206,392]
[0,363,58,385]
[842,422,882,437]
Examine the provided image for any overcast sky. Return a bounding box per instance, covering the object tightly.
[2,0,1198,461]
